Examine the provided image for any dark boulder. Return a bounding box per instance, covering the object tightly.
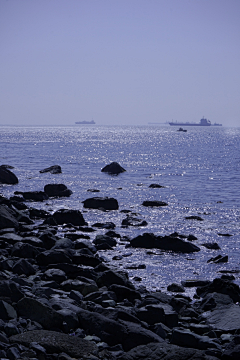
[36,249,72,266]
[11,242,41,258]
[15,191,49,202]
[142,200,168,207]
[0,280,24,303]
[101,162,126,175]
[52,209,87,226]
[39,165,62,174]
[109,284,141,303]
[196,278,240,303]
[97,270,134,289]
[222,335,240,359]
[0,166,18,184]
[83,197,119,210]
[44,184,72,197]
[93,235,117,249]
[129,233,200,253]
[16,297,64,330]
[12,258,36,276]
[0,300,17,320]
[0,205,19,230]
[117,342,219,360]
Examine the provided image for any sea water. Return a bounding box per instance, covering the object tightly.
[0,125,240,297]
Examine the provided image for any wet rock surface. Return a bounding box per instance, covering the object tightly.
[101,162,126,175]
[0,193,239,359]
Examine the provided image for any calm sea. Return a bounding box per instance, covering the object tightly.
[1,125,240,296]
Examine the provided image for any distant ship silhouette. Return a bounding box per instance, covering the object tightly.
[75,119,95,124]
[169,117,222,126]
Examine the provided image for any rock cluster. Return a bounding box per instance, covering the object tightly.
[0,194,239,359]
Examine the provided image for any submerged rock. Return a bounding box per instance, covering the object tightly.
[44,184,72,197]
[39,165,62,174]
[129,233,200,253]
[142,200,168,207]
[101,162,126,175]
[83,197,119,210]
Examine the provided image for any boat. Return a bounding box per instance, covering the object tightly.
[169,117,222,126]
[75,119,95,125]
[177,127,187,132]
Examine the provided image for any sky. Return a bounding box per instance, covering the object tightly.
[0,0,240,127]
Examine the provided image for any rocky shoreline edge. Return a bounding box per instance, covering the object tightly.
[0,166,240,359]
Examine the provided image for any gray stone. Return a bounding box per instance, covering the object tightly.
[9,330,98,358]
[203,304,240,332]
[118,341,219,360]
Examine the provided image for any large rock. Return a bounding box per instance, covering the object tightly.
[83,197,119,210]
[16,297,64,330]
[52,209,87,226]
[96,270,134,289]
[196,278,240,303]
[0,166,18,184]
[36,249,72,266]
[171,328,220,350]
[119,342,220,360]
[101,162,126,175]
[222,335,240,360]
[78,308,163,351]
[9,330,98,358]
[0,205,19,229]
[44,184,72,197]
[15,191,49,202]
[202,304,240,332]
[39,165,62,174]
[129,233,200,253]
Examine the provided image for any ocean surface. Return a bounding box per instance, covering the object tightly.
[1,125,240,297]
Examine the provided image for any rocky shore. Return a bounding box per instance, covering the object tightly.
[0,166,240,359]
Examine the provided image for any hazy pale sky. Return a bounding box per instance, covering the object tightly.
[1,0,240,126]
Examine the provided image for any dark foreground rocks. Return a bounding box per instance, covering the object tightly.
[0,196,239,359]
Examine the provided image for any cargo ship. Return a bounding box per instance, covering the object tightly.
[75,119,95,125]
[169,117,222,126]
